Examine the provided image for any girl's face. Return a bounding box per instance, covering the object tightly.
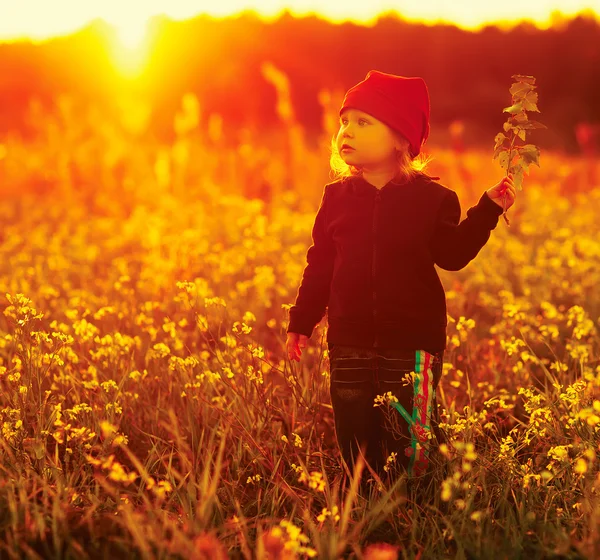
[336,108,402,170]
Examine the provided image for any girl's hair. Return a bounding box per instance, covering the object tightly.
[328,130,434,184]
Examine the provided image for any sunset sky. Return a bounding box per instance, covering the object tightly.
[0,0,598,45]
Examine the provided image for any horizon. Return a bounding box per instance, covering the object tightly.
[0,0,598,46]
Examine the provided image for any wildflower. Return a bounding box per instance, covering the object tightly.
[146,477,173,499]
[523,473,542,489]
[262,518,316,558]
[100,420,118,439]
[205,296,226,307]
[246,474,262,484]
[4,293,44,325]
[567,305,596,339]
[73,319,100,342]
[151,342,171,359]
[547,445,572,462]
[307,472,326,492]
[574,458,588,474]
[105,402,123,415]
[498,435,516,460]
[108,461,137,484]
[232,321,252,334]
[441,478,456,502]
[101,379,119,392]
[464,442,477,461]
[374,391,399,407]
[176,280,197,295]
[438,443,451,458]
[278,519,317,557]
[501,336,526,356]
[245,364,263,384]
[317,505,340,523]
[383,452,397,472]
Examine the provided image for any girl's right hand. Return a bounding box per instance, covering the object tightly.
[287,332,309,362]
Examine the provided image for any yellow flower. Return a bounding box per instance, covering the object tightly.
[307,471,326,492]
[383,452,397,472]
[205,296,226,307]
[151,342,171,358]
[547,445,572,462]
[470,511,483,522]
[317,505,340,523]
[374,391,399,407]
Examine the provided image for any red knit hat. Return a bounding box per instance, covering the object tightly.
[339,70,431,158]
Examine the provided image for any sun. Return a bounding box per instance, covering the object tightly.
[115,19,149,50]
[105,17,153,76]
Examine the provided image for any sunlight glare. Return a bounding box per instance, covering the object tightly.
[116,19,150,50]
[0,0,598,42]
[105,17,153,77]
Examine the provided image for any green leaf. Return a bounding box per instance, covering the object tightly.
[493,144,506,160]
[509,161,523,174]
[510,82,534,97]
[512,166,525,191]
[513,111,528,123]
[503,102,524,114]
[503,123,522,137]
[494,132,507,149]
[522,90,539,112]
[517,144,541,170]
[498,151,510,170]
[517,128,526,141]
[520,120,547,130]
[511,74,536,85]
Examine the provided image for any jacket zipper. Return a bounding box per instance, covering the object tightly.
[372,189,381,348]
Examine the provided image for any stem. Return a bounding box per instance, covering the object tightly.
[503,122,518,227]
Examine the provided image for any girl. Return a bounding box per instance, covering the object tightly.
[286,70,516,495]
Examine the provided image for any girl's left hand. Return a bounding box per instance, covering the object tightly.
[487,173,516,210]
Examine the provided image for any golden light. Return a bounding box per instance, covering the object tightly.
[105,17,153,76]
[0,0,598,44]
[115,19,150,50]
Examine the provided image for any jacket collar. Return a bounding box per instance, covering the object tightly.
[347,172,440,196]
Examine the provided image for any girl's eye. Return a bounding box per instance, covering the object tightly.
[341,119,367,125]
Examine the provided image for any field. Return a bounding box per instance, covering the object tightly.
[0,91,599,559]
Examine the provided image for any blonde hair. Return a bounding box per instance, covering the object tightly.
[328,130,434,184]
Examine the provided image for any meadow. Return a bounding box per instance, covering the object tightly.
[0,86,599,559]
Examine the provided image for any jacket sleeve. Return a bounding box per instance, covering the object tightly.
[287,185,335,338]
[431,189,504,271]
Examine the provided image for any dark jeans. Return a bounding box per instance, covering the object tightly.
[328,342,447,493]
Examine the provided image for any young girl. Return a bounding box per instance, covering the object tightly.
[285,70,516,495]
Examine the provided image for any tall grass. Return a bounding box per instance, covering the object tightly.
[0,67,599,559]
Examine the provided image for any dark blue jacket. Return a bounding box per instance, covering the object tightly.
[287,171,504,352]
